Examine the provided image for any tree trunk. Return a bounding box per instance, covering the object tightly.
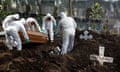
[53,6,58,17]
[68,0,73,16]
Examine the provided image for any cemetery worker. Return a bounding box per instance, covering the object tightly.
[2,14,20,30]
[26,17,41,32]
[42,13,56,42]
[57,12,77,55]
[5,18,30,51]
[2,14,20,49]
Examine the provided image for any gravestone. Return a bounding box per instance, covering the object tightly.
[90,46,113,65]
[80,30,93,40]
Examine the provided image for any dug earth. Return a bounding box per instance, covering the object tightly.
[0,30,119,72]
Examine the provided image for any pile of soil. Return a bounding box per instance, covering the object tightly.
[0,30,120,72]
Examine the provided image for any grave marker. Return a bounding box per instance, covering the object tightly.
[80,30,93,40]
[90,46,113,65]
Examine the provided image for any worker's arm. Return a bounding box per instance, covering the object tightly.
[42,16,46,30]
[52,16,57,28]
[20,24,30,43]
[35,20,41,32]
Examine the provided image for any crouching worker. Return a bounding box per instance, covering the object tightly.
[57,12,77,55]
[26,17,41,32]
[42,13,56,42]
[2,14,20,48]
[5,18,30,51]
[2,14,20,30]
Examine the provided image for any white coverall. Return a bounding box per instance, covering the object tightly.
[5,18,29,51]
[42,13,56,42]
[57,12,77,55]
[2,14,19,30]
[2,14,20,49]
[26,17,41,32]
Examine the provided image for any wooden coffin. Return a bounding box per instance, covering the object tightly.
[19,30,48,43]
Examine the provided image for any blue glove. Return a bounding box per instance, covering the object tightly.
[40,29,45,33]
[54,24,57,29]
[25,39,30,43]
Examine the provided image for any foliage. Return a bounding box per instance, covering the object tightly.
[0,5,15,31]
[85,2,104,31]
[90,2,104,20]
[86,2,104,20]
[37,14,45,25]
[0,10,15,18]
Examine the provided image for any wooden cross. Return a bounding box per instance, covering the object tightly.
[90,46,113,65]
[80,30,93,40]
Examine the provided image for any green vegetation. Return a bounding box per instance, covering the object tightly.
[86,2,105,30]
[91,2,104,20]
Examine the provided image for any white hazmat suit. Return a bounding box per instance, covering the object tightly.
[57,12,77,55]
[26,17,41,32]
[42,13,56,42]
[2,14,19,30]
[5,18,29,51]
[2,14,20,49]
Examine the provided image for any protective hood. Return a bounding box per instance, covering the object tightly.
[46,13,51,17]
[59,12,67,18]
[12,14,20,20]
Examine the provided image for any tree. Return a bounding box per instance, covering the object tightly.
[68,0,73,16]
[90,2,104,20]
[85,2,105,31]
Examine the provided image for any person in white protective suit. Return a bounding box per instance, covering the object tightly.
[42,13,56,42]
[2,14,20,49]
[57,12,77,55]
[25,17,41,32]
[5,18,30,51]
[2,14,20,30]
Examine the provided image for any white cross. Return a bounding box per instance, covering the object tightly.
[80,30,93,40]
[90,46,113,65]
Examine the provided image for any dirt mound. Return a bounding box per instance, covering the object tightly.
[0,30,120,72]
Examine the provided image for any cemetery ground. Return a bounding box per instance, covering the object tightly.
[0,29,120,72]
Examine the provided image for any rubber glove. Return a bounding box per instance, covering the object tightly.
[53,24,57,29]
[25,39,30,43]
[40,29,45,33]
